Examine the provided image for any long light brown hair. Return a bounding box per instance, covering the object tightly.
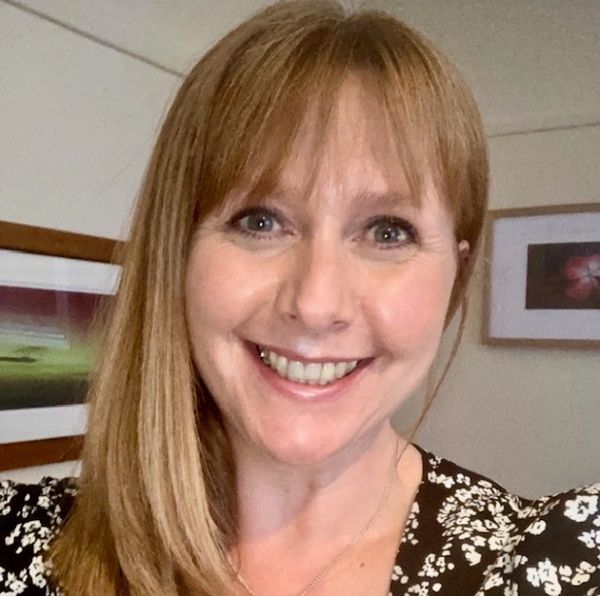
[51,1,488,593]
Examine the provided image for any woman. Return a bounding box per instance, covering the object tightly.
[1,1,598,594]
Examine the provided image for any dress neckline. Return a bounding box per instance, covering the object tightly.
[395,442,431,549]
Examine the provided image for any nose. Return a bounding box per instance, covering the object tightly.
[275,236,355,334]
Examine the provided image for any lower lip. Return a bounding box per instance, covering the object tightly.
[245,343,372,403]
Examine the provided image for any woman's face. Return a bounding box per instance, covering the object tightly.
[185,83,461,465]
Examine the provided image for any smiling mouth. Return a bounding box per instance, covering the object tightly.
[253,344,369,386]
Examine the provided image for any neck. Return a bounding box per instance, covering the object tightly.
[230,424,403,552]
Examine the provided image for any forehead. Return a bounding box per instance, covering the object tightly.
[264,80,415,209]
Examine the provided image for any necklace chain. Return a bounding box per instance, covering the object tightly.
[229,439,401,596]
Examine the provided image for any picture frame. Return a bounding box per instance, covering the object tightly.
[483,203,600,349]
[0,221,122,471]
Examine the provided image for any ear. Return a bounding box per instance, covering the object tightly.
[457,239,470,260]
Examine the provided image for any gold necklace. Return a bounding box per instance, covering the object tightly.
[229,439,401,596]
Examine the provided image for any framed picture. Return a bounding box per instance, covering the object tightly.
[0,221,121,470]
[483,203,600,348]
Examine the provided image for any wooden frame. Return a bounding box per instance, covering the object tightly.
[0,436,84,472]
[482,203,600,349]
[0,221,121,470]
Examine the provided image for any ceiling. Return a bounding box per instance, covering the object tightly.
[8,0,600,137]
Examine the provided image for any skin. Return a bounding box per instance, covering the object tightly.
[185,80,467,594]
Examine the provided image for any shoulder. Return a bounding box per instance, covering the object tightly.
[417,447,530,533]
[497,482,600,593]
[414,446,600,593]
[0,477,77,595]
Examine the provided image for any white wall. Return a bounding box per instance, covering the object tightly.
[1,0,598,497]
[0,1,179,239]
[0,460,80,484]
[399,126,600,499]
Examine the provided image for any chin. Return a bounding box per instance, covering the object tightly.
[247,429,337,467]
[241,414,385,468]
[267,441,342,467]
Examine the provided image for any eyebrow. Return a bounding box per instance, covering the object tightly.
[258,187,416,209]
[354,190,416,209]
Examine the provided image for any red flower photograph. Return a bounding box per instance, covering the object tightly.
[526,242,600,310]
[563,254,600,301]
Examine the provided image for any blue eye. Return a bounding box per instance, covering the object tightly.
[239,212,277,232]
[366,217,416,248]
[229,208,286,239]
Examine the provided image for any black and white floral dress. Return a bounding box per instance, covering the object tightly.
[1,445,599,595]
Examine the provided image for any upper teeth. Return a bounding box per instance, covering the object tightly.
[259,347,358,385]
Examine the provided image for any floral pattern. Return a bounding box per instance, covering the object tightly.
[0,477,75,595]
[388,446,600,594]
[0,447,598,595]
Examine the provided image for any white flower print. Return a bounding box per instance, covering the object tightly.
[579,529,600,549]
[27,556,47,588]
[407,581,431,595]
[502,582,519,596]
[526,559,562,595]
[525,519,546,535]
[482,572,503,589]
[431,473,456,489]
[462,543,482,566]
[391,564,409,584]
[564,495,598,523]
[571,561,595,586]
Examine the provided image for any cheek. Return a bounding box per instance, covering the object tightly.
[369,261,455,353]
[185,249,241,376]
[184,241,280,364]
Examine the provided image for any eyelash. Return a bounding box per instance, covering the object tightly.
[228,207,290,240]
[227,207,419,249]
[362,215,419,249]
